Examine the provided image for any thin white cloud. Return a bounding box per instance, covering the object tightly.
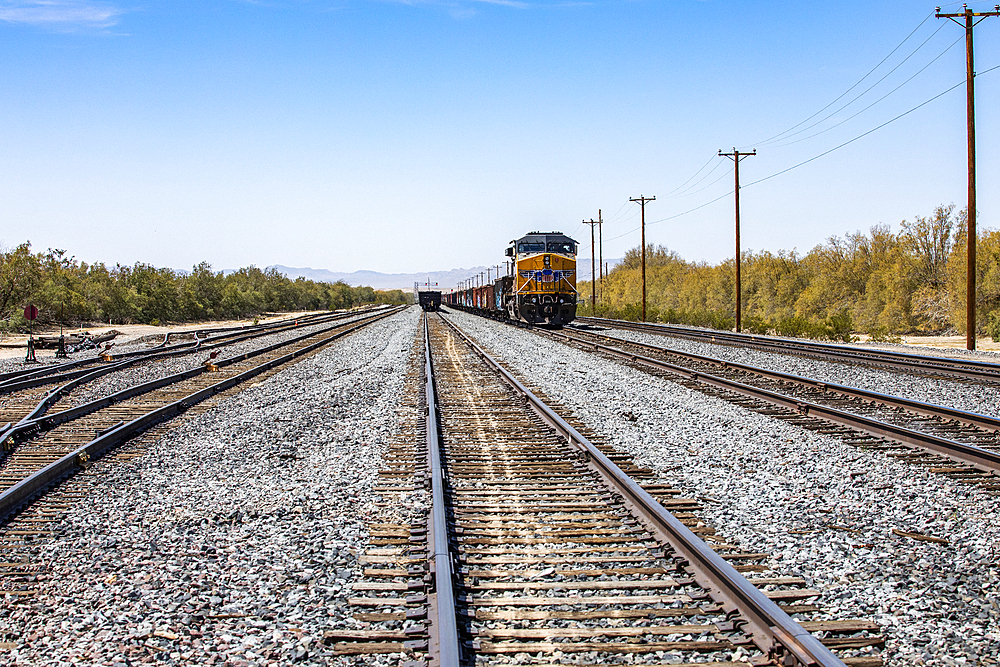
[377,0,531,9]
[471,0,529,8]
[0,1,123,28]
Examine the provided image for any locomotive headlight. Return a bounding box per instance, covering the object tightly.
[544,255,550,267]
[532,297,537,303]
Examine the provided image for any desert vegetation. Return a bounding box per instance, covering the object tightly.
[578,205,1000,341]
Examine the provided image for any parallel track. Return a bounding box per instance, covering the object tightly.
[532,325,1000,492]
[576,316,1000,385]
[0,307,403,525]
[0,310,337,387]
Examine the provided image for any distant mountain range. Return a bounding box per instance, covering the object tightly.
[267,257,622,291]
[268,265,491,291]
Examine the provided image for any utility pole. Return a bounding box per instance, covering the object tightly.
[598,209,604,300]
[629,195,656,321]
[937,4,999,351]
[583,217,599,310]
[718,148,756,333]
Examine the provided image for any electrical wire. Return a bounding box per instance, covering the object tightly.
[760,23,951,149]
[668,163,734,199]
[601,65,1000,243]
[647,190,735,227]
[744,76,973,189]
[748,12,937,149]
[664,158,727,198]
[604,200,631,223]
[663,153,718,197]
[771,33,963,148]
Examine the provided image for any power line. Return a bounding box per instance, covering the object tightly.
[748,12,937,148]
[666,162,733,199]
[663,153,718,196]
[601,66,1000,245]
[745,78,969,189]
[769,31,961,149]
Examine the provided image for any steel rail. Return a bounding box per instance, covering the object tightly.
[558,328,1000,434]
[421,314,463,667]
[577,316,1000,383]
[435,312,844,667]
[0,308,402,523]
[0,307,403,449]
[0,309,366,393]
[541,328,1000,474]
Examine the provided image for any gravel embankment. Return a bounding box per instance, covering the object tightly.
[580,324,1000,419]
[1,306,421,666]
[449,309,1000,666]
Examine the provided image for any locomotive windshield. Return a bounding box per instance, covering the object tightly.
[547,241,576,255]
[518,241,546,254]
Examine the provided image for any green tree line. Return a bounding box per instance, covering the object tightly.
[0,244,409,330]
[578,205,1000,341]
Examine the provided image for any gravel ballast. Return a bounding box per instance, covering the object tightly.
[448,308,1000,666]
[1,306,420,666]
[584,323,999,419]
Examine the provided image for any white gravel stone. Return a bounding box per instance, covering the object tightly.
[1,306,421,666]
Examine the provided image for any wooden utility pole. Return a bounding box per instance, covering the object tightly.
[629,196,656,321]
[598,209,604,299]
[937,4,999,351]
[718,148,756,332]
[583,218,600,309]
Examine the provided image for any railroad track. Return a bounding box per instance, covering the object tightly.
[520,325,1000,494]
[575,316,1000,385]
[330,313,883,666]
[0,310,359,424]
[0,310,337,388]
[0,309,384,440]
[0,306,403,527]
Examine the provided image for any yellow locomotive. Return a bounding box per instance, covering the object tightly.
[503,231,578,326]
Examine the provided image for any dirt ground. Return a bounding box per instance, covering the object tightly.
[0,311,327,362]
[856,334,1000,354]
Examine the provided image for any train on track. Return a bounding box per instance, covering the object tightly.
[417,290,442,312]
[443,231,578,327]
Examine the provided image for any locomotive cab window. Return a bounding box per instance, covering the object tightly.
[518,241,545,254]
[547,241,576,255]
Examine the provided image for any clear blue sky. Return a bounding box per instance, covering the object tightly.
[1,1,998,277]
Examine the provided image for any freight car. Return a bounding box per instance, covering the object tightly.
[445,231,578,327]
[418,290,442,312]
